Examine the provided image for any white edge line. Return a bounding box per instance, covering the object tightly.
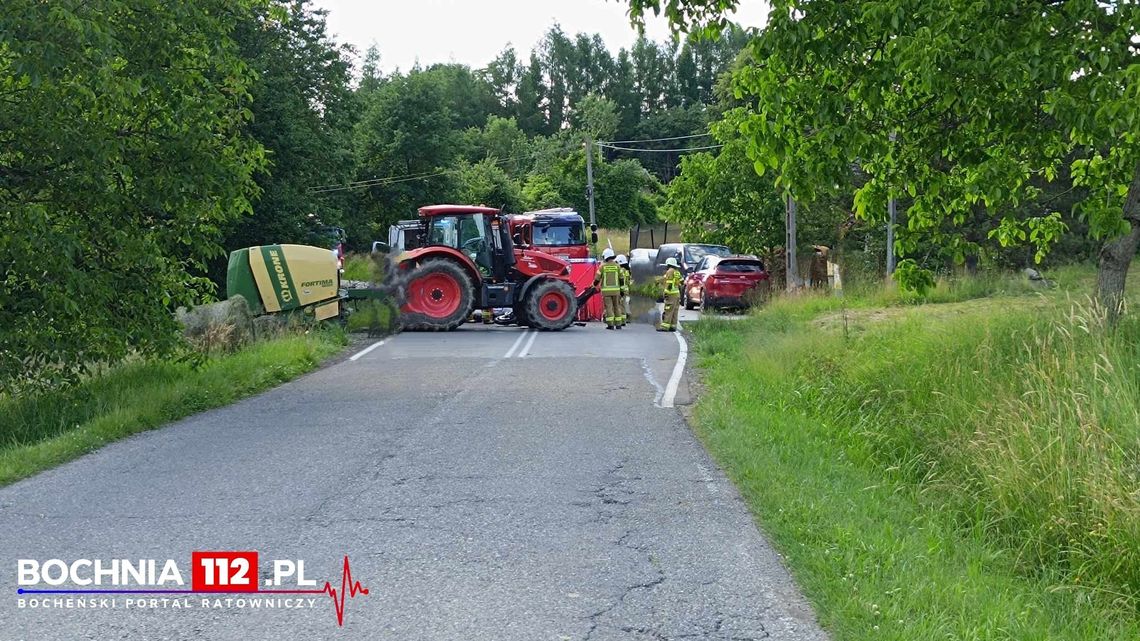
[503,330,530,359]
[642,358,665,406]
[349,338,388,361]
[517,329,539,358]
[660,320,687,408]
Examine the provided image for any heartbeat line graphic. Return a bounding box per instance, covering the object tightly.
[16,556,370,627]
[318,555,369,626]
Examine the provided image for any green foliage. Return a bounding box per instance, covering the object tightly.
[0,0,265,391]
[453,159,523,212]
[718,0,1140,296]
[664,111,783,253]
[626,0,742,36]
[224,0,357,256]
[352,68,460,232]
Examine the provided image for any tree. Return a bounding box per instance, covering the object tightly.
[607,50,641,138]
[359,43,385,95]
[0,0,265,390]
[424,63,499,130]
[570,94,620,142]
[482,46,520,113]
[664,113,784,254]
[226,0,356,258]
[538,150,662,228]
[633,0,1140,315]
[464,115,531,177]
[353,70,457,237]
[515,53,548,135]
[541,26,574,132]
[453,159,523,212]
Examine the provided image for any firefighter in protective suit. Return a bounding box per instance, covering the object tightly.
[615,254,631,327]
[658,256,682,331]
[595,248,623,329]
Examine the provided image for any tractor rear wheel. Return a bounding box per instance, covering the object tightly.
[400,258,474,331]
[525,279,577,331]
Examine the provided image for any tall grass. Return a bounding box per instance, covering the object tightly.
[342,252,373,281]
[0,331,345,486]
[689,278,1140,639]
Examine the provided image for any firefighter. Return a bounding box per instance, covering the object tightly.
[658,256,682,332]
[615,254,631,327]
[594,248,622,329]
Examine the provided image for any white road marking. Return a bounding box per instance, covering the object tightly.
[641,359,665,406]
[695,461,719,494]
[660,320,687,408]
[503,330,531,359]
[349,338,388,361]
[517,329,539,358]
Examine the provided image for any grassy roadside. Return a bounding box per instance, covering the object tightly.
[687,271,1140,640]
[0,331,346,486]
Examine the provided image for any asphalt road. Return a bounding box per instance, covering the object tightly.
[0,318,827,640]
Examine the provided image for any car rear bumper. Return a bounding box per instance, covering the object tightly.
[703,295,751,309]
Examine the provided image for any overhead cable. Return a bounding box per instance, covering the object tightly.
[595,142,725,153]
[597,132,712,145]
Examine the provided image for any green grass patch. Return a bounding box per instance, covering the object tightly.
[688,269,1140,640]
[342,252,373,281]
[0,330,346,486]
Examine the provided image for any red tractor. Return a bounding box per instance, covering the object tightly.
[398,205,584,331]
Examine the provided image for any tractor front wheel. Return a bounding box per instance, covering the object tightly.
[525,280,577,331]
[400,258,474,331]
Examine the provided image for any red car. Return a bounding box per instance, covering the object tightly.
[682,255,770,311]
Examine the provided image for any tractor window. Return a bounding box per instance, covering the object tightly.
[428,217,458,247]
[428,215,492,273]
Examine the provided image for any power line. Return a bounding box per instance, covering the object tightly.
[597,132,712,145]
[596,142,725,153]
[308,151,538,194]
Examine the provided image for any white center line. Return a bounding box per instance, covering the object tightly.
[503,330,531,359]
[660,320,687,408]
[517,329,539,358]
[349,338,388,362]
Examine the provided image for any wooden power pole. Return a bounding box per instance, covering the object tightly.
[585,137,596,231]
[785,193,800,291]
[886,132,898,275]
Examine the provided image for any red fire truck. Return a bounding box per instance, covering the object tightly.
[506,208,603,322]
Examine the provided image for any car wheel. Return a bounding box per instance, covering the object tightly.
[682,286,694,310]
[698,289,709,313]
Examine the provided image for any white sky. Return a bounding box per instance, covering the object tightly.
[312,0,770,73]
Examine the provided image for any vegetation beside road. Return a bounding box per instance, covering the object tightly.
[0,331,345,487]
[689,267,1140,640]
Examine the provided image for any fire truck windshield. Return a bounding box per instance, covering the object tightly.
[533,222,583,246]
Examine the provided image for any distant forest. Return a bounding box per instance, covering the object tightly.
[226,4,753,256]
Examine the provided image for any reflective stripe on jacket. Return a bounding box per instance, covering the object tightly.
[596,262,622,293]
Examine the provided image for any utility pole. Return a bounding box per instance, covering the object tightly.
[584,136,597,232]
[886,131,898,276]
[786,193,799,291]
[886,197,897,275]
